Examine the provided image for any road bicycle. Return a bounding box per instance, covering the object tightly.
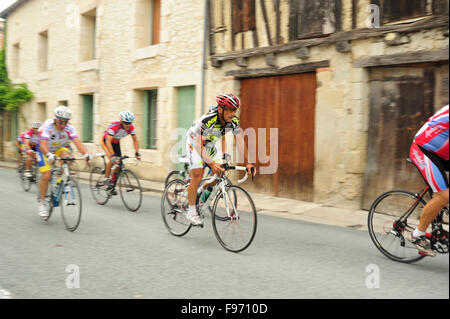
[45,157,85,232]
[161,163,257,253]
[89,154,142,212]
[17,151,39,192]
[367,158,449,263]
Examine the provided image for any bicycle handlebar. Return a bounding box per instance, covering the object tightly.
[205,164,255,184]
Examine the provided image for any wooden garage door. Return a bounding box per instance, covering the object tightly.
[362,63,448,209]
[239,73,316,201]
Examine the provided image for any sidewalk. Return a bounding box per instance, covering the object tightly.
[0,160,369,231]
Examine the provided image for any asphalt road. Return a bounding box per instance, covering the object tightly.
[0,167,448,299]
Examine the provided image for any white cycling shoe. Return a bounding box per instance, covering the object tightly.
[38,201,49,220]
[186,211,203,226]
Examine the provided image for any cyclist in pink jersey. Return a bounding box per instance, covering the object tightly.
[100,111,141,187]
[408,104,449,257]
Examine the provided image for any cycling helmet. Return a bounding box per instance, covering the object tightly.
[216,93,240,110]
[31,121,42,129]
[119,111,135,123]
[54,105,72,120]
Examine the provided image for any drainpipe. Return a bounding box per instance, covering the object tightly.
[200,0,209,114]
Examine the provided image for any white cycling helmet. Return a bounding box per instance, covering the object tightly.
[119,111,135,123]
[31,121,41,129]
[54,105,72,121]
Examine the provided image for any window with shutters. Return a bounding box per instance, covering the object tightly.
[232,0,256,35]
[291,0,341,40]
[371,0,444,25]
[82,95,94,142]
[143,90,158,149]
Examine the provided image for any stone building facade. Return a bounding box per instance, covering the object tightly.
[1,0,449,209]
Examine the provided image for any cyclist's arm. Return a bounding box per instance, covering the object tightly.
[193,133,213,165]
[221,135,226,154]
[24,139,32,154]
[105,135,116,158]
[131,134,140,155]
[71,137,89,156]
[39,139,50,155]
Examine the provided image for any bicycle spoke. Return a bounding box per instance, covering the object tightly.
[161,179,192,236]
[60,179,82,232]
[118,170,142,212]
[368,190,428,263]
[212,185,257,253]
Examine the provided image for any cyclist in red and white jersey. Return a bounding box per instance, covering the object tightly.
[100,111,141,186]
[408,104,449,256]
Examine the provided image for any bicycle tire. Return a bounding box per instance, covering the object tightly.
[164,170,186,186]
[161,179,192,237]
[89,166,110,205]
[368,189,426,263]
[60,178,82,232]
[211,185,257,253]
[118,169,142,212]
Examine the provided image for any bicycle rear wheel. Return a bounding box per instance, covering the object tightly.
[89,166,110,205]
[118,169,142,212]
[60,178,82,232]
[212,185,257,253]
[164,170,186,186]
[368,190,427,263]
[161,179,192,236]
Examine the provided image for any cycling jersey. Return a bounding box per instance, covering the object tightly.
[17,132,26,144]
[24,128,40,146]
[410,105,449,193]
[414,105,449,161]
[187,106,241,151]
[186,106,241,169]
[39,118,78,152]
[103,121,135,143]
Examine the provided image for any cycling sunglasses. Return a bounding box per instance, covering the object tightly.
[55,118,68,125]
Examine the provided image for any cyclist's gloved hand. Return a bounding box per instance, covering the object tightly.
[135,152,141,161]
[222,153,232,163]
[111,156,120,164]
[246,164,256,176]
[46,152,56,164]
[26,149,34,156]
[84,153,93,162]
[211,162,225,176]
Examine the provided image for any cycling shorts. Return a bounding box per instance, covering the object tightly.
[410,142,449,193]
[37,147,71,173]
[101,137,122,158]
[186,135,221,170]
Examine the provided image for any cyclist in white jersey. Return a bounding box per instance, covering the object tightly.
[36,106,93,219]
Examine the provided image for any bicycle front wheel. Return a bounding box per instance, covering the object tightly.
[368,190,427,263]
[60,178,82,232]
[161,179,192,236]
[89,166,110,205]
[212,185,257,253]
[118,169,142,212]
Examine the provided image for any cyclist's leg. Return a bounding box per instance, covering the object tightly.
[409,143,448,255]
[186,138,205,224]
